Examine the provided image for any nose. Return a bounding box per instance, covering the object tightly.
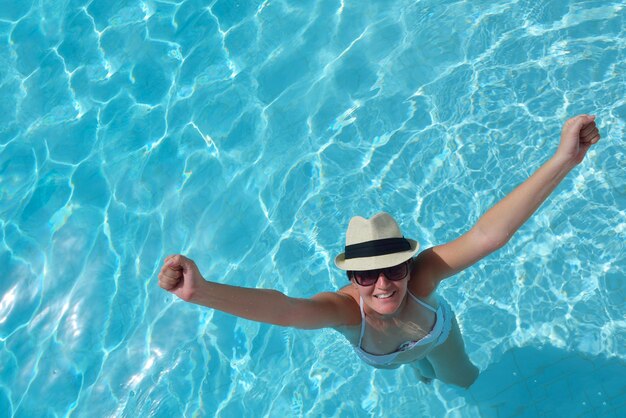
[376,272,392,286]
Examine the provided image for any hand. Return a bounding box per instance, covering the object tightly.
[554,114,601,166]
[158,254,204,302]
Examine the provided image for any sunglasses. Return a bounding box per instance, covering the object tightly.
[349,262,409,286]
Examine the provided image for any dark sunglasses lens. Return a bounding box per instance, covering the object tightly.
[353,263,407,285]
[386,263,407,280]
[354,271,377,286]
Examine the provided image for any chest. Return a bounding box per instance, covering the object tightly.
[360,307,437,355]
[338,296,438,354]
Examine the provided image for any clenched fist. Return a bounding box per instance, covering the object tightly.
[158,254,204,302]
[555,114,601,166]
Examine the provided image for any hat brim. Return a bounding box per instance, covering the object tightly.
[334,239,420,271]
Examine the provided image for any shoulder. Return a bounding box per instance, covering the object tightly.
[337,284,359,304]
[407,255,439,298]
[329,285,361,344]
[311,287,361,325]
[311,285,361,327]
[410,229,499,291]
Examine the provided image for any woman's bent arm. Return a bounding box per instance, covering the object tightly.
[410,114,601,294]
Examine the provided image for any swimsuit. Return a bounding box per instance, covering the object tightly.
[353,292,453,367]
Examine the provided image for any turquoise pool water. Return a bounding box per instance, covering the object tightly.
[1,0,625,416]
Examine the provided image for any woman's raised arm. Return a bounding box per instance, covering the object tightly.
[158,255,359,329]
[410,114,601,296]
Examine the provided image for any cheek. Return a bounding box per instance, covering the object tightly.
[396,281,409,294]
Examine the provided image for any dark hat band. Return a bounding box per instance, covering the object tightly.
[344,237,411,259]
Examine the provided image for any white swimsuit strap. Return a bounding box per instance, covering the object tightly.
[358,293,436,349]
[358,296,366,347]
[407,291,437,313]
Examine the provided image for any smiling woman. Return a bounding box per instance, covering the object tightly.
[157,113,601,390]
[329,213,476,387]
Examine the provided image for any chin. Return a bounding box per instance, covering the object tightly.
[377,308,399,316]
[371,291,405,314]
[373,301,402,315]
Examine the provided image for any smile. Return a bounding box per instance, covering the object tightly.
[374,291,396,299]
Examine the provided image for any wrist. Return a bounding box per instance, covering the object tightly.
[550,153,578,172]
[188,278,210,304]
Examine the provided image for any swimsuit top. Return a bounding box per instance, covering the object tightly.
[353,291,444,366]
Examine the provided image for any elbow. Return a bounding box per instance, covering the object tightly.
[276,295,316,329]
[474,226,508,253]
[487,235,508,252]
[275,292,299,327]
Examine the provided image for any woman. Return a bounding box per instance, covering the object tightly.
[158,115,600,388]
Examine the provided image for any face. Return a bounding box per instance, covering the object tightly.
[350,261,410,316]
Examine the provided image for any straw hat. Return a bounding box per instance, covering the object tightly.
[334,212,420,271]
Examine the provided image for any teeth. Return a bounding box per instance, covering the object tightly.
[375,292,394,299]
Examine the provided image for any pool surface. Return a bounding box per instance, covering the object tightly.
[1,0,625,416]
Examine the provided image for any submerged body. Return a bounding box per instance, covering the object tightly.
[333,264,478,386]
[351,291,450,366]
